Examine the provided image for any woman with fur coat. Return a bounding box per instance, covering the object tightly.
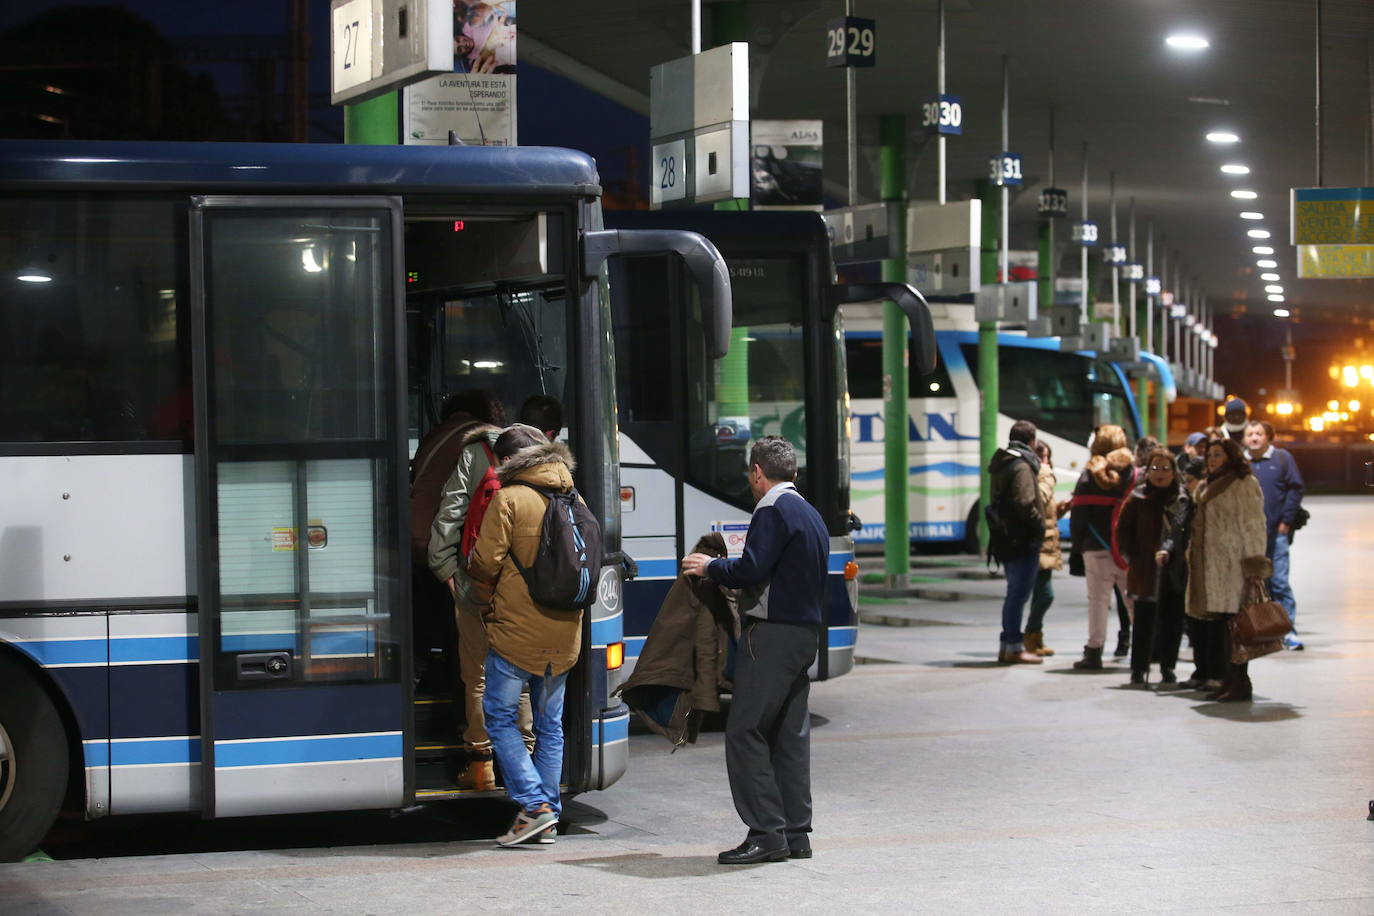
[1185,437,1272,702]
[1024,440,1070,656]
[1068,425,1137,669]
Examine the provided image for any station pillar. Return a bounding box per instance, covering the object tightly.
[344,93,398,145]
[976,180,1000,557]
[880,114,909,587]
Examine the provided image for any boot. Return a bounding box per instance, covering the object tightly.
[456,751,496,790]
[1072,646,1104,670]
[1113,627,1131,658]
[997,641,1043,665]
[1024,631,1055,657]
[1214,663,1252,702]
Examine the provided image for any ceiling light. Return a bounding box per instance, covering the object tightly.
[1239,212,1264,220]
[1231,189,1258,199]
[1248,229,1272,239]
[1260,272,1280,281]
[1267,294,1285,302]
[1272,308,1290,317]
[1206,131,1240,143]
[1257,259,1278,268]
[1265,285,1284,294]
[1253,246,1274,255]
[1166,34,1210,50]
[17,271,53,283]
[1221,164,1250,175]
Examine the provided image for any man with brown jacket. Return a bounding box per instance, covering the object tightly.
[467,424,584,846]
[987,420,1046,665]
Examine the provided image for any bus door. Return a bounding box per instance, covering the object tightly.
[190,196,410,818]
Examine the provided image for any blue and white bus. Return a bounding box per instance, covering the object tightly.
[606,210,933,680]
[0,140,730,860]
[843,301,1173,549]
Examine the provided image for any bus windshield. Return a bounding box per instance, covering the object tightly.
[687,256,809,508]
[958,343,1138,442]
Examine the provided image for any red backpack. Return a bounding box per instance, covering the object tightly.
[459,442,501,559]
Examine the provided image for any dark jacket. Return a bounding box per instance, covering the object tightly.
[615,533,735,747]
[706,482,829,626]
[1248,445,1304,541]
[988,442,1044,552]
[408,412,482,565]
[1115,481,1192,600]
[1069,446,1136,554]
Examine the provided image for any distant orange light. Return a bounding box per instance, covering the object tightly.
[844,561,860,581]
[605,641,624,670]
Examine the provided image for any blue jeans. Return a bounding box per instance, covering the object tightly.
[1268,533,1297,635]
[1000,549,1041,645]
[483,651,567,816]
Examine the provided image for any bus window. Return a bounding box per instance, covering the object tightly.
[843,335,952,400]
[686,256,808,509]
[0,195,184,444]
[958,343,1136,444]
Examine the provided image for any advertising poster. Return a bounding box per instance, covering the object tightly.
[751,120,823,209]
[404,1,517,147]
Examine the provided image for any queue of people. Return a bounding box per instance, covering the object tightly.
[988,406,1305,704]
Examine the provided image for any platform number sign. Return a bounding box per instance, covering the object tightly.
[1103,244,1127,266]
[1072,220,1099,246]
[331,0,373,94]
[921,95,963,135]
[989,152,1023,187]
[650,138,687,208]
[1146,276,1162,296]
[826,17,876,68]
[1038,187,1068,218]
[1122,263,1145,282]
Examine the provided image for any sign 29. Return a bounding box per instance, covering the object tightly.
[826,17,877,68]
[921,95,963,135]
[989,152,1023,187]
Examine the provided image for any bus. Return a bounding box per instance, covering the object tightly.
[843,301,1174,549]
[605,210,934,680]
[0,139,730,861]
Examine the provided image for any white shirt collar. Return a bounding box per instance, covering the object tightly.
[764,481,797,498]
[1252,444,1274,461]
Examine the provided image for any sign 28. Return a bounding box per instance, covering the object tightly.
[921,95,963,135]
[826,17,876,68]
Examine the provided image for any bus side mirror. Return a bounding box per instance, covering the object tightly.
[584,229,733,359]
[825,282,937,375]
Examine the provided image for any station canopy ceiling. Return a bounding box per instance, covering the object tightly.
[522,0,1374,318]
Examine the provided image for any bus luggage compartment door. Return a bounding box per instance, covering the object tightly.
[190,196,410,818]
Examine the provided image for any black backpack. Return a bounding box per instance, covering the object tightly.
[505,481,603,611]
[985,460,1038,565]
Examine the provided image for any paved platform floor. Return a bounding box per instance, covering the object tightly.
[2,495,1372,914]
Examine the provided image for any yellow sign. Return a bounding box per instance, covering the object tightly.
[1297,245,1374,279]
[1291,188,1374,245]
[271,527,298,551]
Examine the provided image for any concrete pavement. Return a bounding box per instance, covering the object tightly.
[2,495,1371,914]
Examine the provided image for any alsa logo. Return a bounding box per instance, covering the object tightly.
[787,130,821,142]
[851,411,977,443]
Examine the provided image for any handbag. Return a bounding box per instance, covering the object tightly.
[1228,578,1289,663]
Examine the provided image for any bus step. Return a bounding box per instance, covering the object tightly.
[413,694,461,742]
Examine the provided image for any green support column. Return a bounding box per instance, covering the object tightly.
[880,115,909,587]
[344,93,398,145]
[1037,221,1053,321]
[976,180,1000,556]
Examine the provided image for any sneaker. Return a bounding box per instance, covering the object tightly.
[497,805,558,847]
[538,825,557,845]
[1283,635,1305,651]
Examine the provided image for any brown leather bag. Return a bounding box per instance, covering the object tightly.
[1228,578,1289,662]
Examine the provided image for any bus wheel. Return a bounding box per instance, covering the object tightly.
[962,503,982,556]
[0,661,70,862]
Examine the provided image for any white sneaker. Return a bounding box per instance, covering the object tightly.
[497,805,557,847]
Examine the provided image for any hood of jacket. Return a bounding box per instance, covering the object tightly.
[989,441,1040,477]
[1087,446,1135,490]
[497,439,576,489]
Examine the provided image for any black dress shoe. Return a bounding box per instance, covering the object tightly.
[717,841,789,865]
[788,843,813,859]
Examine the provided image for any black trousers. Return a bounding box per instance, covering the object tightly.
[1186,616,1229,682]
[726,619,819,849]
[1130,576,1185,677]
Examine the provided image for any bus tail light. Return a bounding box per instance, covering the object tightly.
[606,641,624,670]
[843,561,860,581]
